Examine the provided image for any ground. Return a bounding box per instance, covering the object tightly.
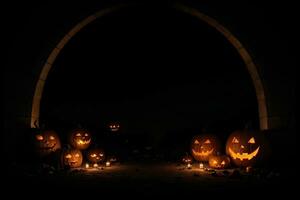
[5,162,293,197]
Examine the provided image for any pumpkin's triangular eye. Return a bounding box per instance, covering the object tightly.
[204,139,211,144]
[36,135,43,141]
[248,137,255,144]
[65,154,72,159]
[76,133,81,136]
[221,161,226,165]
[194,140,200,144]
[232,137,239,143]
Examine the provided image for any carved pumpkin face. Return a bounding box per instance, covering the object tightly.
[87,148,105,163]
[226,130,267,167]
[34,130,61,156]
[108,156,117,163]
[69,129,91,150]
[182,154,193,164]
[190,134,220,161]
[108,122,120,132]
[62,149,83,168]
[209,155,231,169]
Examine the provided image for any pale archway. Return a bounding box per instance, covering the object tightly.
[31,3,268,130]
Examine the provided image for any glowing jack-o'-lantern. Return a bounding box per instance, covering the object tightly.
[190,134,221,162]
[209,155,231,169]
[182,154,193,164]
[61,148,83,168]
[107,155,118,163]
[108,122,120,132]
[69,129,91,150]
[226,129,268,167]
[34,130,61,157]
[87,148,105,163]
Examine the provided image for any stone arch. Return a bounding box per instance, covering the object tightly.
[31,3,269,130]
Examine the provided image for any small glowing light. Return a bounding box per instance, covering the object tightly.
[199,163,204,169]
[246,166,252,173]
[106,161,111,167]
[187,163,192,169]
[93,163,99,168]
[85,163,89,168]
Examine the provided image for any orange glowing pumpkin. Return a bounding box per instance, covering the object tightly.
[87,148,105,163]
[69,129,91,150]
[226,129,269,167]
[209,155,231,169]
[61,148,83,168]
[34,130,61,157]
[190,134,221,162]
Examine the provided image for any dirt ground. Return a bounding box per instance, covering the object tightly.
[4,161,294,198]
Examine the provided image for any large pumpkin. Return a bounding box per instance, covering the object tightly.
[209,155,231,169]
[190,134,221,161]
[87,148,105,163]
[69,129,92,150]
[61,148,83,168]
[34,130,61,157]
[226,129,268,167]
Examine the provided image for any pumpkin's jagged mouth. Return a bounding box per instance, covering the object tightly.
[228,146,260,161]
[40,143,56,150]
[192,148,214,157]
[75,139,91,145]
[68,161,78,166]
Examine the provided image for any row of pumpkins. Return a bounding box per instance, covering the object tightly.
[183,129,269,168]
[34,125,269,169]
[34,128,111,168]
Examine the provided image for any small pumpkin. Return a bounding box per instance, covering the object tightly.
[61,148,83,168]
[34,130,61,157]
[190,134,221,161]
[107,155,118,163]
[182,154,193,164]
[226,129,269,167]
[209,155,231,169]
[87,148,105,163]
[69,129,92,150]
[108,122,120,132]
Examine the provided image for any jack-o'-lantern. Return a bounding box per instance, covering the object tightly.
[87,148,105,163]
[108,122,120,132]
[108,155,118,163]
[209,155,231,169]
[190,134,220,161]
[34,130,61,157]
[69,129,91,150]
[182,154,193,164]
[61,148,83,168]
[226,129,268,167]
